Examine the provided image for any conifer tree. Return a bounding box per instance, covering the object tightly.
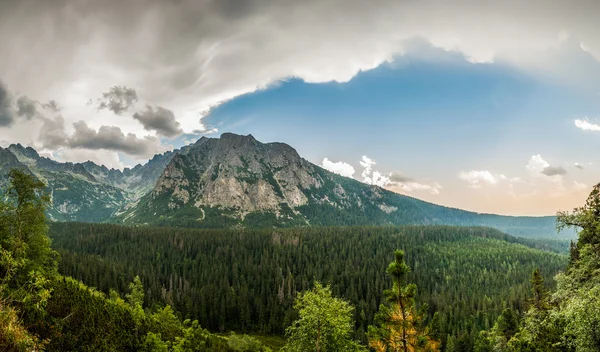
[367,250,439,352]
[529,268,548,311]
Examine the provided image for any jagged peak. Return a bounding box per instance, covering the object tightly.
[8,143,40,160]
[220,132,255,139]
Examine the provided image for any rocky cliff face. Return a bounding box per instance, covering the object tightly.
[149,133,324,218]
[119,133,441,228]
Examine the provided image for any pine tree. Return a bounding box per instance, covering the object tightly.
[367,250,439,352]
[529,268,548,311]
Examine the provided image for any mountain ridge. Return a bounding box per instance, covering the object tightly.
[116,133,573,238]
[0,134,575,238]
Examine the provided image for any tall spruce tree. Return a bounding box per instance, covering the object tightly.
[367,250,439,352]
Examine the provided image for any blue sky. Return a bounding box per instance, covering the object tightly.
[168,42,600,215]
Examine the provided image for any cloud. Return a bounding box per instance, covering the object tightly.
[526,154,567,196]
[574,162,584,169]
[459,170,499,188]
[321,158,355,178]
[573,181,588,191]
[4,0,600,137]
[526,154,551,176]
[96,86,138,115]
[389,172,413,183]
[541,165,567,176]
[69,121,167,157]
[42,100,61,112]
[16,95,38,119]
[38,116,169,158]
[574,119,600,131]
[527,154,566,180]
[38,115,69,149]
[359,156,391,187]
[358,157,440,194]
[0,81,14,127]
[133,105,183,138]
[390,181,442,195]
[56,148,125,170]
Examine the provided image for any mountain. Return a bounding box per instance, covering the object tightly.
[117,133,573,238]
[0,143,176,222]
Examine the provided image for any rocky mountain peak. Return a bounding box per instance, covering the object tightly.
[8,143,40,161]
[149,133,322,218]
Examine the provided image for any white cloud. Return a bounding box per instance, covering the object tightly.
[321,158,356,178]
[359,156,393,187]
[526,154,567,196]
[574,162,584,169]
[526,154,551,176]
[459,170,499,188]
[573,181,589,191]
[574,119,600,131]
[392,181,442,195]
[55,148,125,170]
[359,156,441,194]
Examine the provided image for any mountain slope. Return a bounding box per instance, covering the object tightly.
[117,133,572,238]
[0,144,176,222]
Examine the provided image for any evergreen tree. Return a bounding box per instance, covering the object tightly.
[367,250,439,352]
[529,268,548,311]
[0,169,55,351]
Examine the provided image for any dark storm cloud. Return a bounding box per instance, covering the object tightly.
[133,105,183,138]
[97,86,138,115]
[38,115,69,149]
[69,121,164,157]
[0,81,14,127]
[16,95,38,119]
[542,165,567,176]
[37,116,167,158]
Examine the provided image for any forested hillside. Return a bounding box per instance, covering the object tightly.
[50,223,567,349]
[475,183,600,351]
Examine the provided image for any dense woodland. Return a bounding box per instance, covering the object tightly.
[50,223,567,350]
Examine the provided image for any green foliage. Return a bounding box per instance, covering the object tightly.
[0,169,57,280]
[478,183,600,351]
[227,332,272,352]
[0,169,55,351]
[0,303,45,351]
[283,282,365,352]
[50,223,566,350]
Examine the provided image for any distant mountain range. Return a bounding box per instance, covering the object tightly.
[0,133,575,238]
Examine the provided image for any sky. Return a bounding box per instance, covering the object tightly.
[1,0,600,216]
